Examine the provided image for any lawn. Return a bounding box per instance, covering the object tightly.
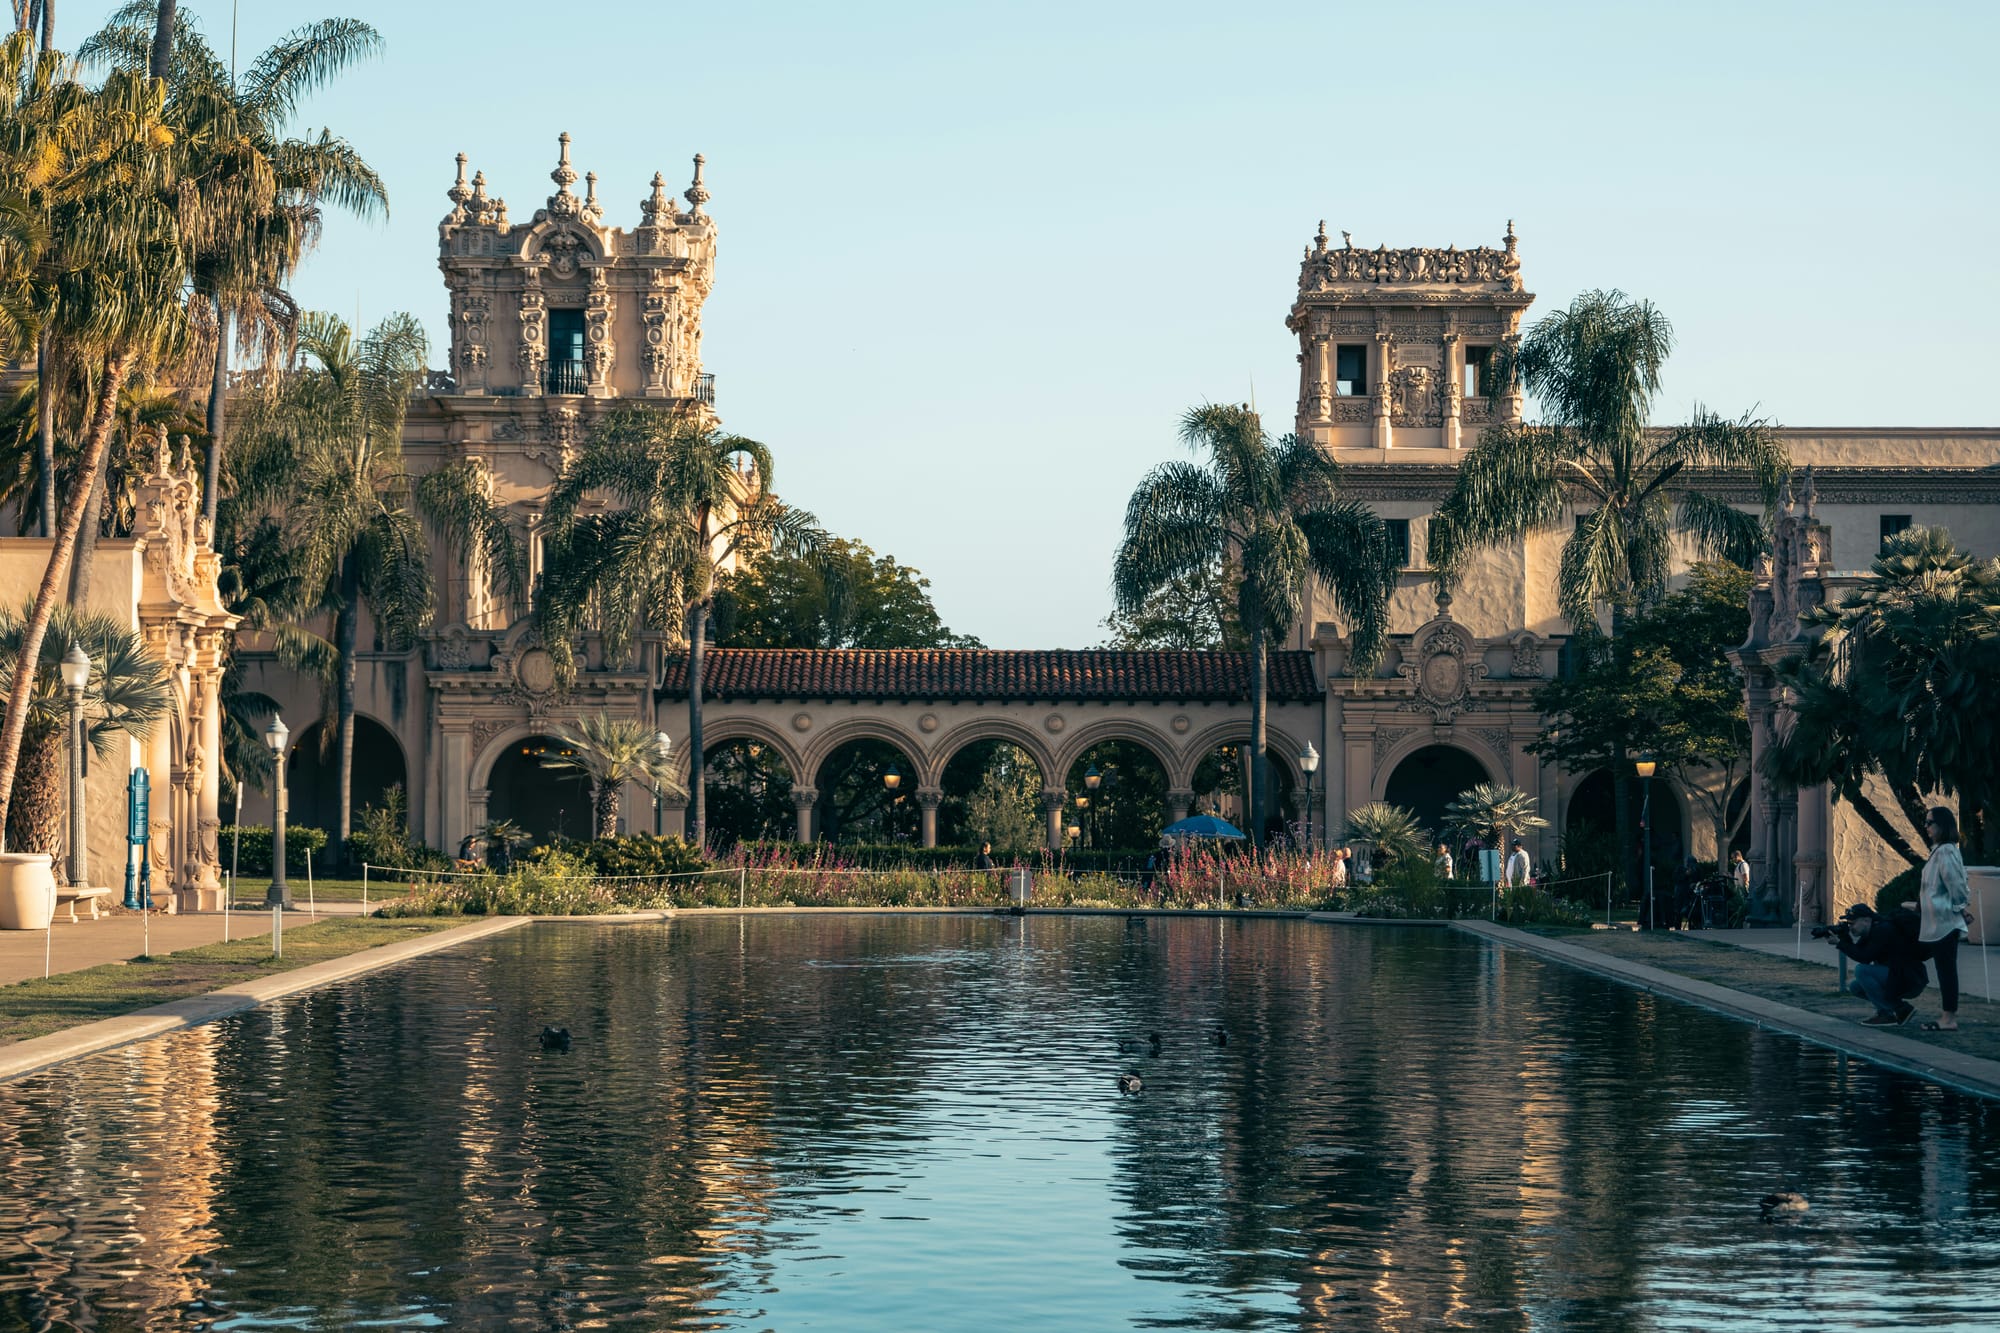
[1564,929,2000,1064]
[0,916,463,1045]
[226,876,426,906]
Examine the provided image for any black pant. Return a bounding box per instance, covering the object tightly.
[1923,932,1963,1013]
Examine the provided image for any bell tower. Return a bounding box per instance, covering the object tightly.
[436,133,717,406]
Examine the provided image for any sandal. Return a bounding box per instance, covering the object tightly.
[1921,1021,1959,1032]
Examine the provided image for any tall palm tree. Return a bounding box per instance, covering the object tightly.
[1767,526,2000,865]
[539,406,830,849]
[230,312,522,852]
[1427,290,1788,888]
[0,603,172,870]
[0,38,187,850]
[85,2,388,530]
[1443,782,1549,855]
[1115,403,1399,845]
[547,714,684,840]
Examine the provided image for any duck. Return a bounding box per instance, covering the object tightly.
[1210,1028,1229,1047]
[1117,1072,1143,1096]
[1117,1031,1164,1056]
[1759,1191,1808,1218]
[539,1026,572,1052]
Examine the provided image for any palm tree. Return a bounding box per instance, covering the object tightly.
[0,603,172,870]
[229,312,522,852]
[539,406,830,849]
[84,2,388,529]
[1340,802,1428,867]
[1443,782,1549,856]
[1767,526,2000,865]
[1115,403,1399,846]
[1427,290,1788,888]
[546,714,684,840]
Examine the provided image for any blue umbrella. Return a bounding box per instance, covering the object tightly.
[1162,815,1247,840]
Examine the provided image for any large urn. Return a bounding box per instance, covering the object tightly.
[0,851,56,930]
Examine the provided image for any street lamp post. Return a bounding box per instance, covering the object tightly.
[60,645,90,890]
[1084,765,1101,849]
[1635,755,1656,930]
[1299,742,1320,851]
[265,715,292,909]
[654,730,672,835]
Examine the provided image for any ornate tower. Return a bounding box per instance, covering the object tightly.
[436,133,717,405]
[1287,222,1531,453]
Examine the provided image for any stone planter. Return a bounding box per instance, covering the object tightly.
[1967,866,1998,947]
[0,852,56,931]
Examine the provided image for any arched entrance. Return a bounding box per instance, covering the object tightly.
[704,739,795,847]
[1064,740,1169,850]
[487,734,593,845]
[1191,743,1296,841]
[812,737,921,843]
[287,717,408,839]
[1565,768,1684,882]
[1382,745,1489,844]
[938,739,1044,852]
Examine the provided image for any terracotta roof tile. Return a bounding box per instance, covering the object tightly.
[657,649,1321,703]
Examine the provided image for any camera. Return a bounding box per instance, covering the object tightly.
[1810,922,1853,942]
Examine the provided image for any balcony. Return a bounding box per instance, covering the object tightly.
[545,360,587,395]
[695,372,715,406]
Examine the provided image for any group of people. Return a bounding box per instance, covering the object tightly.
[1433,840,1535,887]
[1832,805,1975,1032]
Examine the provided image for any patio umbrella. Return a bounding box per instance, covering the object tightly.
[1162,815,1247,840]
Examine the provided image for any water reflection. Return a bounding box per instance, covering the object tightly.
[1,916,1997,1329]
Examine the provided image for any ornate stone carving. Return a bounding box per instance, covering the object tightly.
[435,625,474,671]
[541,229,587,279]
[490,415,525,442]
[585,268,614,386]
[1298,224,1523,295]
[1371,725,1415,774]
[538,403,582,462]
[1043,713,1066,733]
[791,712,813,732]
[1461,398,1495,426]
[1388,365,1440,426]
[1397,619,1489,722]
[467,718,511,763]
[1508,632,1544,679]
[517,285,547,394]
[1334,397,1374,424]
[1471,728,1514,779]
[1170,714,1191,734]
[918,713,940,733]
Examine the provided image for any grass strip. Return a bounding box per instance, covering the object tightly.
[1560,930,2000,1062]
[0,916,462,1045]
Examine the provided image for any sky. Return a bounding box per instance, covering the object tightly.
[63,1,2000,647]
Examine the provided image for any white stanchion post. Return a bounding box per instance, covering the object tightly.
[307,852,316,917]
[272,904,282,959]
[43,876,52,979]
[739,866,747,910]
[363,862,369,911]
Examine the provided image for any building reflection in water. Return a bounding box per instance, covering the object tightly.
[1,916,1998,1329]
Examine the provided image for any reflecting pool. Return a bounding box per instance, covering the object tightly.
[3,915,1999,1330]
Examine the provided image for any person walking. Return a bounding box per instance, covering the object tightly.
[1434,843,1454,879]
[1730,849,1751,894]
[1912,807,1973,1032]
[1503,840,1531,889]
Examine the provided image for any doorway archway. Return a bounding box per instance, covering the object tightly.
[1382,745,1490,843]
[487,735,593,845]
[287,716,408,840]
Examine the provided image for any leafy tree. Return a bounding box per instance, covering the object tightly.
[539,406,829,848]
[0,603,172,864]
[716,537,978,649]
[1097,553,1245,650]
[1115,403,1398,844]
[1428,291,1786,886]
[703,741,793,846]
[962,763,1042,856]
[1767,526,2000,864]
[547,714,684,840]
[1528,562,1755,860]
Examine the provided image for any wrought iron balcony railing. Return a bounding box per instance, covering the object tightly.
[695,372,715,405]
[545,360,587,395]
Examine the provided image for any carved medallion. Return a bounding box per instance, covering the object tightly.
[1397,621,1488,722]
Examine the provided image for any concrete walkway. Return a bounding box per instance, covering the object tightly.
[0,900,372,988]
[1683,926,1999,1002]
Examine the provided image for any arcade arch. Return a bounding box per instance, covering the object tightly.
[485,733,593,845]
[1063,740,1170,850]
[287,716,408,845]
[1381,745,1491,844]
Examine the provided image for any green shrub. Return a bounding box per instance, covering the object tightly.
[217,824,329,876]
[1350,858,1452,919]
[1494,884,1595,929]
[567,833,709,878]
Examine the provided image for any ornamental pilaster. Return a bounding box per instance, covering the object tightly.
[1372,331,1394,449]
[1041,789,1070,852]
[640,270,672,396]
[584,267,615,395]
[791,786,821,842]
[1440,331,1463,450]
[518,279,547,398]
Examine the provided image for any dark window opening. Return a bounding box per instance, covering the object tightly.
[547,308,586,394]
[1335,344,1368,396]
[1384,518,1412,568]
[1465,345,1492,397]
[1880,514,1913,551]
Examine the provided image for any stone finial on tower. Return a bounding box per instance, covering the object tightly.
[1505,218,1517,251]
[641,171,672,227]
[549,131,581,219]
[447,152,471,221]
[584,171,602,221]
[1315,219,1328,252]
[684,153,710,217]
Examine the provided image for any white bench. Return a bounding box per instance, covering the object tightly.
[54,887,113,922]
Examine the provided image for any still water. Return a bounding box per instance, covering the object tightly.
[3,915,1999,1330]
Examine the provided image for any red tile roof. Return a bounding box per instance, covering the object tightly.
[658,649,1322,703]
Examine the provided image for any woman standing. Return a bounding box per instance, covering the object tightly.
[1913,807,1974,1032]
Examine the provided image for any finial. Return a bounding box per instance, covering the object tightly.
[470,170,488,206]
[552,132,577,190]
[1315,219,1328,251]
[1505,218,1517,250]
[448,152,471,206]
[642,170,672,226]
[584,170,601,218]
[1435,584,1454,618]
[685,152,710,216]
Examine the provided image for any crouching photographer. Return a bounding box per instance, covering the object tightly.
[1813,903,1926,1026]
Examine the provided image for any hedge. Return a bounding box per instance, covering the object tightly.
[217,824,330,876]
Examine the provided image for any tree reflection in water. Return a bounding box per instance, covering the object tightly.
[1,916,1998,1329]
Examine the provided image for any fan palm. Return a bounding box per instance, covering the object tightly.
[539,406,830,849]
[1340,802,1429,866]
[546,714,685,840]
[0,603,172,872]
[84,2,387,528]
[1443,782,1549,852]
[1115,403,1399,846]
[1767,526,2000,864]
[229,312,522,850]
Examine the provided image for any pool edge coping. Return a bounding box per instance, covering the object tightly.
[1455,918,2000,1103]
[0,916,532,1084]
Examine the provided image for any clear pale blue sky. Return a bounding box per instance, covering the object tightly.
[73,1,2000,646]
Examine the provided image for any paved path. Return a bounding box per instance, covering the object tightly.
[0,900,372,988]
[1687,926,1999,1002]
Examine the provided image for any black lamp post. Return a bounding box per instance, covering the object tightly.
[1084,765,1101,849]
[654,729,672,835]
[1299,742,1320,850]
[60,644,90,891]
[1636,754,1656,929]
[265,714,292,908]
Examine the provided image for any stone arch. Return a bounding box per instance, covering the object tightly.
[798,717,930,787]
[287,712,409,839]
[1373,728,1508,798]
[1175,719,1311,792]
[927,717,1057,789]
[676,717,808,791]
[807,723,926,845]
[1380,744,1493,846]
[481,730,594,845]
[1051,719,1178,794]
